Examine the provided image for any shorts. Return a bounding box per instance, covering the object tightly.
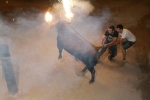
[122,41,136,50]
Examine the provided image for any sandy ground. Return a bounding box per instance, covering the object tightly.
[0,0,150,100]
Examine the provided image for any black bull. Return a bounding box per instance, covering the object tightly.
[56,21,101,84]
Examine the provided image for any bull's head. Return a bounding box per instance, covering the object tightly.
[45,0,74,26]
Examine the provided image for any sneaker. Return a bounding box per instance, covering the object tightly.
[108,56,113,61]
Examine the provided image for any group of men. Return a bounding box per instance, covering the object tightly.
[97,24,136,61]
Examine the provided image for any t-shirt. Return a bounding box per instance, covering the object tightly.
[105,30,118,42]
[119,29,136,42]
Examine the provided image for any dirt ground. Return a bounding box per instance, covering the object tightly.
[0,0,150,100]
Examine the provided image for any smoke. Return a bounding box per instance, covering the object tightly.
[51,0,111,45]
[72,0,94,16]
[0,8,57,96]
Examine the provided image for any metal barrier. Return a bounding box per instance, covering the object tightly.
[0,44,18,95]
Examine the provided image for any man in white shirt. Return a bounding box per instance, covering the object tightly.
[116,24,136,60]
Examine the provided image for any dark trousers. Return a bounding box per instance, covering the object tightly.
[108,45,117,59]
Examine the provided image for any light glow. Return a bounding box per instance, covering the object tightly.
[45,12,52,23]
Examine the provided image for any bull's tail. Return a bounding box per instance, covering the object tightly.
[93,45,102,53]
[92,45,103,61]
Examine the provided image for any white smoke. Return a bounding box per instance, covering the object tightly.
[51,0,111,45]
[72,0,94,16]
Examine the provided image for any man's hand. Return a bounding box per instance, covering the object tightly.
[103,44,108,47]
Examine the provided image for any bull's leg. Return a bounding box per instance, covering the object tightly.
[88,67,95,84]
[58,49,62,59]
[57,41,63,59]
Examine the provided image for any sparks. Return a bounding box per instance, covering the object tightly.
[62,0,74,20]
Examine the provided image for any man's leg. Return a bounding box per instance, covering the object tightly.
[122,48,126,60]
[108,45,117,61]
[122,41,135,60]
[97,40,109,60]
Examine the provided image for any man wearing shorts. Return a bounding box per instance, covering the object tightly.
[116,24,136,60]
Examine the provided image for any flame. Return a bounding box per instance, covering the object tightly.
[45,0,74,23]
[45,12,52,23]
[62,0,73,20]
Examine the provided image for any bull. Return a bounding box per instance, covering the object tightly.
[55,20,101,84]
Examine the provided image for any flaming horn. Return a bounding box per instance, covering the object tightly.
[45,7,52,25]
[45,0,74,23]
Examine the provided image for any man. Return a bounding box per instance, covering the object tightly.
[116,24,136,60]
[97,25,119,61]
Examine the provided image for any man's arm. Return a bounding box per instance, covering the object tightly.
[101,35,107,44]
[104,37,118,47]
[115,36,124,44]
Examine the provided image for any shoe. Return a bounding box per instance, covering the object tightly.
[108,56,113,61]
